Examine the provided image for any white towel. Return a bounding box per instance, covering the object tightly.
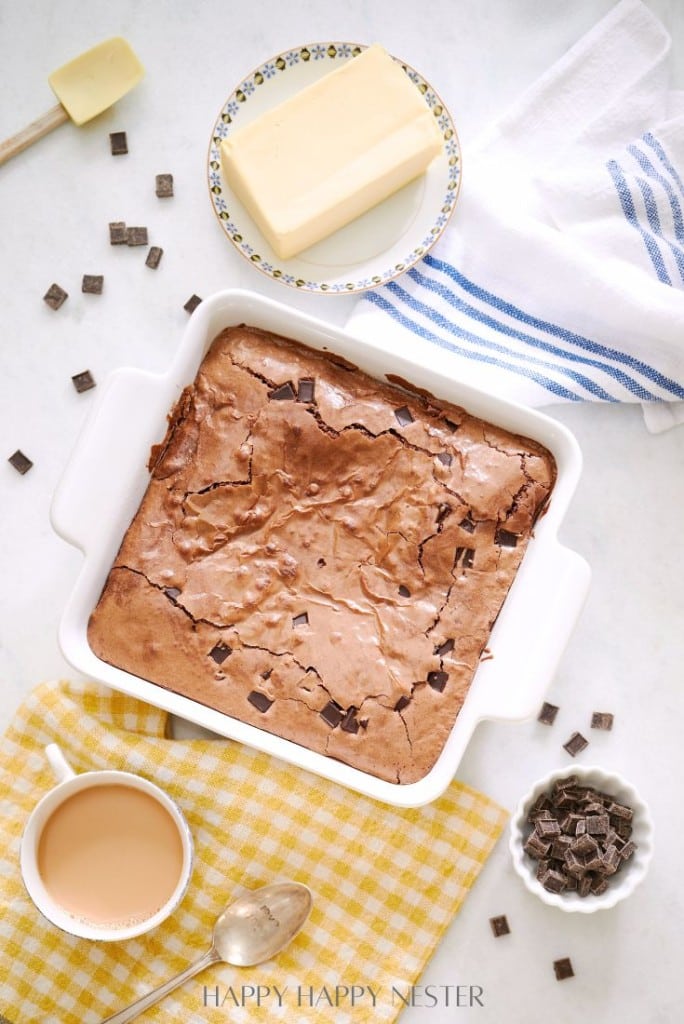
[346,0,684,432]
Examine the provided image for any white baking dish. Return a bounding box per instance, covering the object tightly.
[51,289,590,807]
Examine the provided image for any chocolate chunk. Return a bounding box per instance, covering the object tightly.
[292,612,309,627]
[434,638,454,657]
[261,668,273,680]
[427,670,449,692]
[436,503,452,525]
[444,418,459,432]
[536,818,561,838]
[495,528,518,548]
[155,173,174,197]
[316,558,327,568]
[82,275,103,294]
[109,221,127,245]
[398,585,411,598]
[542,869,567,894]
[454,547,476,569]
[8,449,33,475]
[572,834,599,857]
[524,832,551,858]
[578,875,592,897]
[184,294,202,314]
[394,695,411,712]
[620,840,637,861]
[608,801,633,822]
[550,836,572,860]
[602,845,621,875]
[554,775,579,792]
[563,731,589,757]
[459,514,476,533]
[209,642,232,665]
[297,378,315,403]
[563,849,586,878]
[437,451,453,467]
[146,246,164,269]
[489,915,510,938]
[394,405,414,426]
[591,711,614,731]
[164,587,181,600]
[126,226,148,246]
[71,370,96,393]
[268,381,296,401]
[537,701,559,726]
[109,131,128,155]
[553,958,574,981]
[43,283,68,310]
[248,690,273,713]
[340,708,360,734]
[320,700,343,728]
[586,814,610,835]
[590,876,608,896]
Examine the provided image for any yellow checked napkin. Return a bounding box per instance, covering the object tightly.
[0,680,506,1024]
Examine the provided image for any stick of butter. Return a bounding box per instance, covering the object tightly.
[220,44,443,260]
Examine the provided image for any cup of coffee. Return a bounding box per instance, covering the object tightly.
[21,744,194,941]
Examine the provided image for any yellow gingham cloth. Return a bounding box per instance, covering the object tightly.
[0,680,506,1024]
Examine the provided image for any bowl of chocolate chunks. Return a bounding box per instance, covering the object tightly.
[509,765,654,912]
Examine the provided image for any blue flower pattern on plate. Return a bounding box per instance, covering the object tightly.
[208,42,462,293]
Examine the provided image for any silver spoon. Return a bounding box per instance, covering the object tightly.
[101,882,312,1024]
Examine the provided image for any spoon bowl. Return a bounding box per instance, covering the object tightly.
[101,881,312,1024]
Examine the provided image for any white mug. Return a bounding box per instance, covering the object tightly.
[20,744,194,941]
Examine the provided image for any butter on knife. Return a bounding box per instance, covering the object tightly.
[220,44,444,260]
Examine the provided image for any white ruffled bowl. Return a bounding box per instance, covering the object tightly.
[509,765,654,913]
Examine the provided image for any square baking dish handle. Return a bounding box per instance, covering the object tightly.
[51,367,171,554]
[465,538,591,725]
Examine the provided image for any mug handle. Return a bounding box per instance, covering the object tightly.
[44,744,76,783]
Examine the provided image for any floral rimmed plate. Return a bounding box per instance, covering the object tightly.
[207,42,461,294]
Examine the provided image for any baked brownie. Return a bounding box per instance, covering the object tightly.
[88,325,556,784]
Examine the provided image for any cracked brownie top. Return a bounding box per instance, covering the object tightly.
[87,324,556,784]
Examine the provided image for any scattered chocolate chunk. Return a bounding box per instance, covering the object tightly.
[436,451,453,467]
[434,638,454,657]
[71,370,96,393]
[8,449,33,475]
[82,274,103,294]
[398,585,411,598]
[184,294,202,314]
[209,642,232,665]
[109,221,127,245]
[261,668,273,680]
[248,690,273,713]
[537,701,559,726]
[394,695,411,712]
[340,708,360,734]
[444,418,459,432]
[563,732,589,757]
[146,246,164,270]
[109,131,128,155]
[553,958,574,981]
[43,283,68,310]
[164,587,181,600]
[495,528,518,547]
[489,915,510,938]
[427,670,449,692]
[394,405,414,426]
[268,381,296,401]
[591,711,614,731]
[155,173,174,197]
[127,226,149,246]
[316,558,326,568]
[459,514,476,533]
[292,612,309,627]
[320,700,344,728]
[436,503,452,525]
[297,378,315,403]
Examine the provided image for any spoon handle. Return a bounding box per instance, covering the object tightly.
[100,947,220,1024]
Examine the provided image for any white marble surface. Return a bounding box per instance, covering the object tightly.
[1,1,683,1021]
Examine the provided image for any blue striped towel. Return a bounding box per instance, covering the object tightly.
[347,0,684,432]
